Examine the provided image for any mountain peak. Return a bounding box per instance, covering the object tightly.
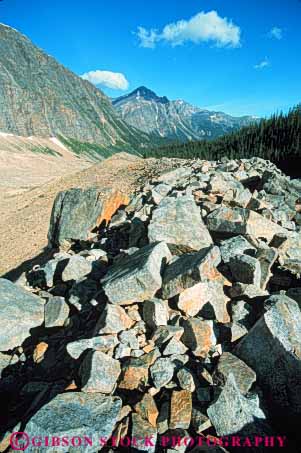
[113,86,169,105]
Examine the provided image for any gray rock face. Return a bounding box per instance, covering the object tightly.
[61,256,92,282]
[229,255,261,286]
[148,195,212,251]
[207,373,267,436]
[235,297,301,419]
[25,392,122,453]
[48,188,104,247]
[162,246,221,300]
[220,235,256,264]
[131,413,157,453]
[67,335,119,359]
[44,296,69,328]
[94,304,134,334]
[213,352,256,394]
[150,357,175,388]
[0,278,45,351]
[79,350,121,394]
[206,206,286,242]
[142,298,169,329]
[101,242,171,305]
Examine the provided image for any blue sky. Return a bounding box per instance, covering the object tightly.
[1,0,300,117]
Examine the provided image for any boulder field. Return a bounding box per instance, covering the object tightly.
[1,157,301,452]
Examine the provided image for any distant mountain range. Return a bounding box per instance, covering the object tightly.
[0,23,257,157]
[113,86,257,142]
[0,23,150,154]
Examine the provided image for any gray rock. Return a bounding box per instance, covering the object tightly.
[48,187,127,248]
[181,319,216,358]
[151,183,171,204]
[131,413,157,453]
[25,392,122,453]
[213,352,256,394]
[256,247,278,289]
[155,167,193,186]
[44,296,69,328]
[207,373,267,436]
[229,255,261,286]
[142,298,169,329]
[94,304,134,335]
[79,350,121,394]
[177,367,195,392]
[148,195,212,251]
[235,296,301,420]
[162,246,221,299]
[0,278,45,351]
[220,235,256,264]
[119,329,139,349]
[191,408,212,434]
[114,343,131,359]
[151,325,184,347]
[101,242,171,305]
[61,256,92,282]
[206,206,286,242]
[150,357,175,388]
[67,335,119,359]
[162,338,188,356]
[228,283,268,299]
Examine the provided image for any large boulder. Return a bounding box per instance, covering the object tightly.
[161,246,221,300]
[0,279,45,351]
[206,207,286,242]
[48,188,129,248]
[148,195,212,251]
[234,296,301,427]
[101,242,171,305]
[24,393,122,453]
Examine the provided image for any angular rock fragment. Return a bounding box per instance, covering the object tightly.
[148,195,212,251]
[169,389,192,429]
[177,281,230,323]
[67,335,119,359]
[61,255,92,282]
[162,246,221,300]
[142,298,169,329]
[213,352,256,394]
[220,235,256,264]
[177,367,195,392]
[162,337,188,356]
[181,319,216,358]
[207,373,267,436]
[256,246,278,289]
[0,278,45,350]
[191,408,212,433]
[25,393,122,452]
[150,357,175,388]
[94,304,134,335]
[101,242,171,305]
[48,187,129,248]
[131,413,157,453]
[151,183,171,204]
[44,296,69,328]
[235,297,301,420]
[206,206,286,242]
[79,350,121,394]
[135,393,159,427]
[118,351,160,391]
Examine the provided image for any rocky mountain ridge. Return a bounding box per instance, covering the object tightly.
[1,157,301,451]
[0,23,149,151]
[113,86,257,142]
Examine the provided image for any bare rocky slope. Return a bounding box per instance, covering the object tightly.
[1,156,301,452]
[0,24,150,151]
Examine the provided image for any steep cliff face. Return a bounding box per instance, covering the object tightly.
[0,24,149,148]
[113,86,256,141]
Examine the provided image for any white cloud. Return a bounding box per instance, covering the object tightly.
[268,27,283,40]
[254,58,270,70]
[81,70,129,90]
[136,10,241,49]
